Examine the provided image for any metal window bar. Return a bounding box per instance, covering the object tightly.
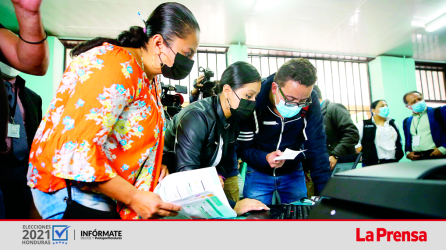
[415,65,446,102]
[249,54,371,123]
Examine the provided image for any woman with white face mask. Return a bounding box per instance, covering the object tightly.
[355,100,404,167]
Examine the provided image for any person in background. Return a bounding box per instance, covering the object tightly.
[163,61,269,215]
[237,58,331,205]
[0,63,42,219]
[403,91,446,161]
[313,85,359,168]
[189,74,216,103]
[0,0,49,150]
[355,100,404,167]
[0,0,49,219]
[28,2,200,219]
[302,85,359,196]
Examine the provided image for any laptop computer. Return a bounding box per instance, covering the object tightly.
[331,153,362,177]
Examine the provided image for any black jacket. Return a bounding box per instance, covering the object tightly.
[163,96,237,178]
[0,76,42,163]
[320,100,359,157]
[362,118,404,165]
[236,74,331,195]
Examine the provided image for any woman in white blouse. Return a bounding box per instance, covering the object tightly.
[356,100,404,167]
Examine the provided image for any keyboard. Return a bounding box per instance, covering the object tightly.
[269,204,312,219]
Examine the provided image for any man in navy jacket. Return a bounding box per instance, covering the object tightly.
[237,58,330,205]
[403,91,446,160]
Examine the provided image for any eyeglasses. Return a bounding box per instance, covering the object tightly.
[277,85,312,107]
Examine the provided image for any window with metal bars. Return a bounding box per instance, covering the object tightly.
[248,50,372,123]
[159,47,227,103]
[415,63,446,107]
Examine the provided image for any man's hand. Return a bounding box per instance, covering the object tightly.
[11,0,42,13]
[233,198,269,216]
[266,150,285,168]
[196,75,205,88]
[329,155,338,170]
[158,164,169,182]
[430,148,445,157]
[407,152,420,161]
[356,147,362,153]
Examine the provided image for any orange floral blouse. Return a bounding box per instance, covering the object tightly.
[27,43,165,219]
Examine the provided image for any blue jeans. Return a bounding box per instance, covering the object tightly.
[243,166,307,205]
[31,186,115,219]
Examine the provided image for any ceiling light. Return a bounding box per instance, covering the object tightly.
[425,12,446,32]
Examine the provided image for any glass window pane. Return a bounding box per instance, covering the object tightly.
[439,71,446,100]
[360,63,371,119]
[426,70,436,100]
[331,61,341,104]
[324,60,334,102]
[260,56,270,77]
[216,54,226,80]
[207,53,217,80]
[420,70,430,99]
[352,63,363,110]
[432,71,441,101]
[251,56,261,77]
[316,60,326,99]
[269,57,278,75]
[338,62,350,109]
[277,57,285,70]
[345,62,357,114]
[415,70,423,94]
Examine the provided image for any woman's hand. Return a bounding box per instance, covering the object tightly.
[159,164,169,182]
[218,175,225,188]
[233,198,269,216]
[128,190,182,219]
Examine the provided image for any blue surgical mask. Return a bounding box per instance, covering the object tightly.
[411,100,427,113]
[275,93,302,118]
[378,106,390,118]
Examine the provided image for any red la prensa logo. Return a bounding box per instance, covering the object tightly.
[356,228,427,242]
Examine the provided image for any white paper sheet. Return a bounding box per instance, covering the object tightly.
[274,149,306,161]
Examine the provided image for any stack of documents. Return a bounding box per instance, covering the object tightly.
[154,167,237,219]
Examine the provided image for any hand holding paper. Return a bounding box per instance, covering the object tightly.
[274,149,306,161]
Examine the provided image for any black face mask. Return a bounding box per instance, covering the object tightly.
[229,90,256,122]
[159,41,194,80]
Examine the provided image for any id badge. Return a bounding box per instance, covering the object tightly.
[7,123,20,138]
[412,135,421,147]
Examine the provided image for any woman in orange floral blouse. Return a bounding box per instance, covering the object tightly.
[27,2,200,219]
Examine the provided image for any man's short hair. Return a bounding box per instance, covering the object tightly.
[403,91,423,104]
[274,58,317,87]
[313,84,322,99]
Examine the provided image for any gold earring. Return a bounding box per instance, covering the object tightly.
[225,97,232,110]
[151,52,167,70]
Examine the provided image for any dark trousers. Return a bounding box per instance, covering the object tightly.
[0,156,32,219]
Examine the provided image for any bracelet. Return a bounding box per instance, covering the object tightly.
[218,174,226,181]
[18,30,48,44]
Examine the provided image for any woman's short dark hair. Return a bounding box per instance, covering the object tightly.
[71,2,200,57]
[274,58,317,87]
[371,99,386,112]
[213,61,261,95]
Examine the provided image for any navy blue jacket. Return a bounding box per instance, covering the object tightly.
[236,74,331,194]
[403,106,446,152]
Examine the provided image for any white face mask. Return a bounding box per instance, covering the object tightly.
[0,61,21,79]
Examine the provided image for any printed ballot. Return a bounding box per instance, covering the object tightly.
[154,167,237,219]
[274,149,306,161]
